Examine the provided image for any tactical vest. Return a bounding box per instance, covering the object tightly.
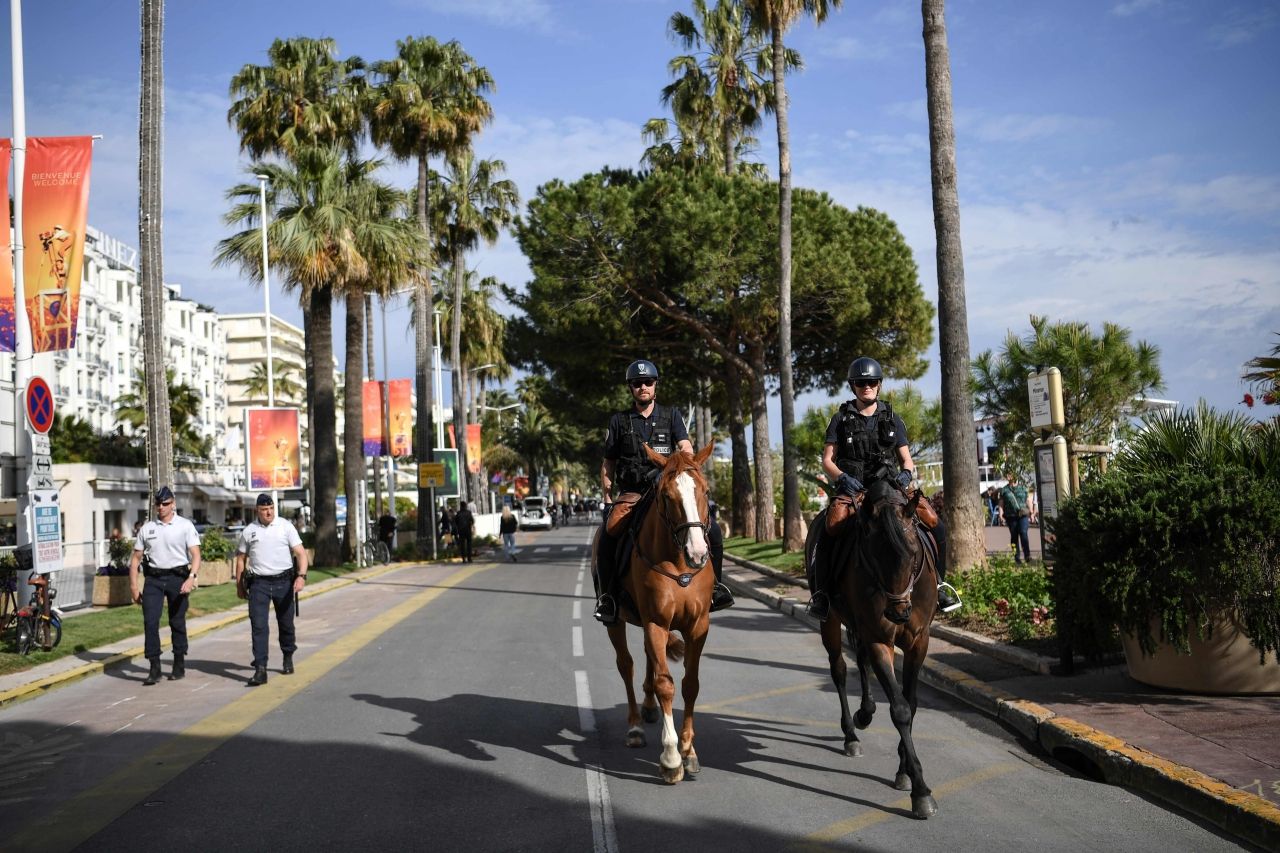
[834,400,899,482]
[615,405,675,493]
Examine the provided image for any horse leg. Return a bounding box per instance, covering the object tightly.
[820,615,860,757]
[678,622,708,776]
[606,622,646,748]
[852,633,876,731]
[893,634,937,818]
[641,647,660,724]
[865,639,936,819]
[644,623,683,784]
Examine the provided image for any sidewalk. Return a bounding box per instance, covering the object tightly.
[722,554,1280,852]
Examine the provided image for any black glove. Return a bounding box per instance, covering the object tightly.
[836,473,863,495]
[896,469,914,489]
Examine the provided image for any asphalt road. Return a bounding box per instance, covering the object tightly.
[0,523,1248,851]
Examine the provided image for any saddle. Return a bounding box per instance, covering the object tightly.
[810,496,939,601]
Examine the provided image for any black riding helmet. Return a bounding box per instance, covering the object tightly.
[625,359,660,383]
[847,356,883,388]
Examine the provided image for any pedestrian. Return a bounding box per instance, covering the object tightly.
[984,486,1000,526]
[377,509,397,552]
[128,486,202,686]
[1000,473,1032,564]
[454,501,475,563]
[234,493,309,686]
[438,506,454,558]
[500,505,519,562]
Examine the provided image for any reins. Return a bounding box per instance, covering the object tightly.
[858,492,927,606]
[634,471,710,589]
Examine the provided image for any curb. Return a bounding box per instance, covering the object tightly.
[0,560,416,711]
[722,551,1280,851]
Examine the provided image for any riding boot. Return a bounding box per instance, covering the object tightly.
[708,525,734,611]
[807,542,832,622]
[593,535,619,625]
[142,658,162,686]
[169,653,185,681]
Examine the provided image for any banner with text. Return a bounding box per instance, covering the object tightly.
[245,407,302,490]
[22,136,93,352]
[466,423,482,474]
[362,381,384,456]
[0,140,10,351]
[388,379,413,458]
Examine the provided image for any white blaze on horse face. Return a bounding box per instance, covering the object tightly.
[675,471,709,565]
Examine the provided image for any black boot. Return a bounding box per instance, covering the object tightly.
[248,666,268,686]
[593,593,619,625]
[807,591,831,621]
[282,653,294,675]
[937,583,962,613]
[169,654,185,681]
[594,532,619,624]
[710,582,735,612]
[142,658,162,686]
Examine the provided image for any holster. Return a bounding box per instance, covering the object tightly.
[825,493,864,537]
[915,493,939,529]
[606,492,643,537]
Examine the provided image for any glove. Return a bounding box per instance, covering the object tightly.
[896,469,914,489]
[836,473,863,496]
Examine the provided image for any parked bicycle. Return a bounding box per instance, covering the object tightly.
[0,568,20,638]
[14,572,62,655]
[362,536,390,566]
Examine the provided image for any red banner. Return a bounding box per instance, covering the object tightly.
[362,381,384,456]
[388,379,413,457]
[245,408,302,490]
[0,140,11,352]
[23,136,93,352]
[466,423,482,474]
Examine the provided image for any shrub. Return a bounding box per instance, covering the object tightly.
[200,528,237,563]
[951,554,1053,643]
[109,537,134,570]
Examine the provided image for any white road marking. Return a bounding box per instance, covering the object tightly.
[574,670,595,733]
[106,696,135,709]
[576,670,617,853]
[190,682,210,693]
[111,714,145,736]
[572,625,584,657]
[574,580,583,597]
[535,547,550,553]
[573,600,582,621]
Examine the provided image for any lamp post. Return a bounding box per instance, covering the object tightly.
[466,363,498,511]
[482,402,522,430]
[257,174,279,507]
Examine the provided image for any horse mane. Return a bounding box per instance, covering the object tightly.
[860,479,910,563]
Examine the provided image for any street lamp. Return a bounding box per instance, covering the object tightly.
[482,402,522,429]
[257,174,278,507]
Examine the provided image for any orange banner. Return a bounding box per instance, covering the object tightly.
[0,140,11,352]
[362,380,385,456]
[466,423,482,474]
[245,408,302,490]
[388,379,413,457]
[23,136,93,352]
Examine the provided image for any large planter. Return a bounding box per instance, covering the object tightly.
[200,560,233,586]
[92,575,133,607]
[1121,611,1280,695]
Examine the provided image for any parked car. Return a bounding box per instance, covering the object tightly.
[519,497,553,531]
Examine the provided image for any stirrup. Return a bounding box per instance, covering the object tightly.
[937,582,962,613]
[593,594,619,625]
[807,591,830,621]
[710,582,735,612]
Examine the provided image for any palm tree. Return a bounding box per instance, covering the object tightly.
[434,150,519,504]
[115,369,211,465]
[1242,334,1280,406]
[505,405,570,497]
[138,0,172,496]
[242,362,304,404]
[746,0,841,551]
[368,36,494,548]
[923,0,984,571]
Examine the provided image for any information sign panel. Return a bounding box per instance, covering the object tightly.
[29,489,63,573]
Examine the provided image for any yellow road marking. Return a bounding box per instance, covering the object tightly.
[796,761,1023,848]
[10,563,490,853]
[699,681,823,712]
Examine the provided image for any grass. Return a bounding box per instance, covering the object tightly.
[0,561,396,678]
[723,536,806,577]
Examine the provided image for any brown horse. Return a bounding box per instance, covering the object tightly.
[593,442,716,784]
[805,478,940,819]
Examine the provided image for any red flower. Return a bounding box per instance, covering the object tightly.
[994,598,1010,618]
[1264,391,1277,406]
[1243,393,1255,408]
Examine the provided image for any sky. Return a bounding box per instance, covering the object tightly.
[1,0,1277,443]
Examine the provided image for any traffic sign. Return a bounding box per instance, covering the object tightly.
[30,434,50,456]
[418,462,446,488]
[28,474,55,491]
[33,456,51,475]
[28,488,63,574]
[25,376,55,434]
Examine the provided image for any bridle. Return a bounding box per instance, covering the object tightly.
[857,489,926,623]
[635,469,710,588]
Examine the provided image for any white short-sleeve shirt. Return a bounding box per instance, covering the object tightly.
[133,514,201,569]
[237,517,303,577]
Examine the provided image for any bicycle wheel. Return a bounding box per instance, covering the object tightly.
[361,540,375,565]
[33,615,61,651]
[16,614,36,655]
[374,541,390,565]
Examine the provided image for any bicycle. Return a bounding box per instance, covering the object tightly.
[1,568,20,638]
[14,572,62,655]
[362,537,391,566]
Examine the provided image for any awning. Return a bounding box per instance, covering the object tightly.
[193,484,238,502]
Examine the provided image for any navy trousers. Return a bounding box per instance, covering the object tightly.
[142,573,189,660]
[248,574,297,668]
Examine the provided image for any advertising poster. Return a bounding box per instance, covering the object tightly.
[433,448,459,498]
[0,140,11,352]
[362,380,384,456]
[466,423,482,474]
[245,407,302,489]
[388,379,413,458]
[22,136,93,352]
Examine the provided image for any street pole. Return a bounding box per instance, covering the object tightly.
[10,0,32,559]
[257,174,278,507]
[381,297,393,528]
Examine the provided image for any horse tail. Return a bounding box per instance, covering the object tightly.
[666,631,686,663]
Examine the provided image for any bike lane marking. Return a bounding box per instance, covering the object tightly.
[9,562,491,853]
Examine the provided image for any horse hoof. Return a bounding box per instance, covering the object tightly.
[912,795,938,819]
[844,741,862,758]
[853,709,873,730]
[625,727,646,748]
[683,754,701,775]
[641,705,660,724]
[894,773,911,791]
[661,764,685,785]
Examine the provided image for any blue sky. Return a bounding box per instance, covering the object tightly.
[2,0,1277,441]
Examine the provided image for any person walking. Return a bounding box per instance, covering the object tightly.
[500,505,519,562]
[377,509,397,553]
[1000,473,1033,564]
[454,502,475,563]
[234,493,309,686]
[438,506,454,558]
[128,486,202,686]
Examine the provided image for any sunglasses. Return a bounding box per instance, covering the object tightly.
[852,379,881,388]
[629,379,656,389]
[155,500,174,507]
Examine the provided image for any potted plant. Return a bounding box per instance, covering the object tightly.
[199,528,236,585]
[1053,404,1280,693]
[93,537,135,606]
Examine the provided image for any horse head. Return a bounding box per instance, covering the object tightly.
[857,480,924,624]
[644,442,715,569]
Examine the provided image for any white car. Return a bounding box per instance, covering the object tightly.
[519,497,553,531]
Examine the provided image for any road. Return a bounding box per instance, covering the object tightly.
[0,524,1245,851]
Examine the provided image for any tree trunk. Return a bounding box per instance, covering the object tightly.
[747,342,774,540]
[450,247,469,505]
[772,29,802,553]
[366,293,382,520]
[303,301,316,516]
[923,0,985,574]
[342,291,365,564]
[310,287,341,567]
[138,0,173,497]
[725,366,753,538]
[414,149,437,552]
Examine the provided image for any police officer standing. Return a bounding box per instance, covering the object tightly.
[235,493,309,686]
[594,359,734,624]
[128,486,202,686]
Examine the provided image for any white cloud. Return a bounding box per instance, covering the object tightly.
[392,0,555,31]
[814,35,892,62]
[1111,0,1164,18]
[1207,7,1280,48]
[958,111,1108,144]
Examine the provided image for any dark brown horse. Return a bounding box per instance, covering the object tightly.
[805,478,940,819]
[593,442,716,784]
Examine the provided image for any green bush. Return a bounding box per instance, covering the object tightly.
[108,537,135,570]
[200,528,236,563]
[951,555,1053,642]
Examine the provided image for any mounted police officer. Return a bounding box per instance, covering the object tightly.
[807,357,961,620]
[235,493,309,686]
[128,486,202,685]
[594,359,734,624]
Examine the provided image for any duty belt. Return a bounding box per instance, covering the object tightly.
[144,564,190,578]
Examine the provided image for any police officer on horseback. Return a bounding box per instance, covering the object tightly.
[594,359,735,624]
[807,357,961,620]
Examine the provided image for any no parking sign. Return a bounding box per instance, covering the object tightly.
[26,376,55,434]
